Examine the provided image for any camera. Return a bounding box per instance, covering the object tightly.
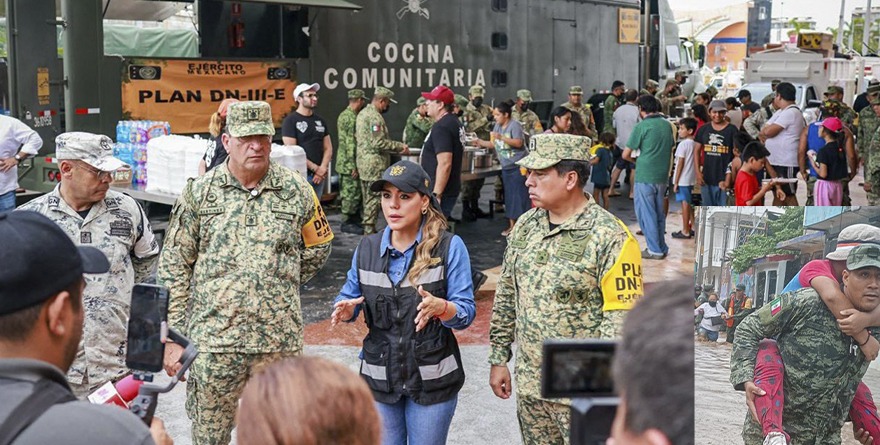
[542,340,619,445]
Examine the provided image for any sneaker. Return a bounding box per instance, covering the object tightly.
[671,231,692,239]
[763,432,788,445]
[641,249,665,260]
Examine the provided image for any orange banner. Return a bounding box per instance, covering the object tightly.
[121,58,297,134]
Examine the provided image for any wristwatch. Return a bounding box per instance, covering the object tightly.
[13,154,22,163]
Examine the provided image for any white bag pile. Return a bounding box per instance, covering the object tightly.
[271,144,308,179]
[145,135,206,195]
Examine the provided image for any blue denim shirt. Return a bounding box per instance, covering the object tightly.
[333,226,476,330]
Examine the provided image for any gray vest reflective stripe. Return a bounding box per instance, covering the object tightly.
[355,231,465,405]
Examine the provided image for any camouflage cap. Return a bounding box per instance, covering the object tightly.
[417,97,427,106]
[871,96,880,106]
[516,133,592,170]
[226,101,275,137]
[675,70,688,78]
[374,86,398,104]
[469,85,485,97]
[517,89,533,101]
[348,89,365,99]
[646,79,659,88]
[569,86,584,95]
[771,79,782,87]
[702,284,713,291]
[868,84,880,95]
[847,244,880,271]
[56,132,127,172]
[825,85,844,96]
[454,94,469,108]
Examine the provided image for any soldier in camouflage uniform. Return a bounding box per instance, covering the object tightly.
[603,80,625,134]
[857,85,880,163]
[640,79,659,97]
[402,97,432,149]
[512,89,544,136]
[467,84,494,121]
[357,87,409,234]
[730,244,880,445]
[337,89,367,234]
[761,79,782,108]
[743,102,776,140]
[656,79,686,117]
[489,133,643,445]
[460,91,492,221]
[158,101,333,445]
[867,103,880,205]
[560,86,597,139]
[17,132,159,398]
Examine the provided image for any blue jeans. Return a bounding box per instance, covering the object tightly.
[634,182,668,256]
[376,394,458,445]
[0,190,15,212]
[701,185,725,206]
[698,327,720,341]
[440,193,458,219]
[308,173,325,198]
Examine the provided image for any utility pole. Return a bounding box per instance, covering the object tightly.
[838,0,846,48]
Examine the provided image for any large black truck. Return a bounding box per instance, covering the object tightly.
[8,0,689,198]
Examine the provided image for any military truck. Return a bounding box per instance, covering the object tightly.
[8,0,683,198]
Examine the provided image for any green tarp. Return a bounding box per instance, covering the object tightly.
[103,24,198,58]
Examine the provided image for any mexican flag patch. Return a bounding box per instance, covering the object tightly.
[371,124,381,133]
[770,297,782,317]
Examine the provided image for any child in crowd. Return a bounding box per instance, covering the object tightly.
[808,117,848,206]
[735,142,776,206]
[590,132,615,209]
[672,118,696,239]
[724,144,743,205]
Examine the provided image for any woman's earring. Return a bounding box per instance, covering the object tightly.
[422,207,428,215]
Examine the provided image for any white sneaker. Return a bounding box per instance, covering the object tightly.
[763,432,788,445]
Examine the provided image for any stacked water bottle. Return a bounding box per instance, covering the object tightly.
[114,120,171,186]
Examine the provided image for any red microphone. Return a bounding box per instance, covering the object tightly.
[87,375,144,407]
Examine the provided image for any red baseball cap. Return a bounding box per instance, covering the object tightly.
[820,117,844,133]
[421,85,454,105]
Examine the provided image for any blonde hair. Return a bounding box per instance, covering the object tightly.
[407,203,449,285]
[208,112,224,137]
[237,357,381,445]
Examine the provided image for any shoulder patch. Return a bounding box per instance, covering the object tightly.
[769,297,782,317]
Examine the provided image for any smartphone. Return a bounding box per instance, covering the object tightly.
[541,340,617,399]
[125,284,169,373]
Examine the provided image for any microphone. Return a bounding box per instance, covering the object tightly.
[87,375,144,407]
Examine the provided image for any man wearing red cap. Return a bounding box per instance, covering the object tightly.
[420,85,466,219]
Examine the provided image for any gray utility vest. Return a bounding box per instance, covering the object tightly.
[356,231,465,405]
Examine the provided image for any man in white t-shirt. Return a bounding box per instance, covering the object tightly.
[673,118,696,239]
[759,82,805,205]
[610,89,640,196]
[694,292,728,342]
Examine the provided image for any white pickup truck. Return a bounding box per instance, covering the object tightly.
[743,46,858,105]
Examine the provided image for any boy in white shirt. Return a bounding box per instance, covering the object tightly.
[673,118,697,239]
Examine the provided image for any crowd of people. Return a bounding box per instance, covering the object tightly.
[0,77,699,445]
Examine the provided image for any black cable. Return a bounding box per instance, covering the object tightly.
[102,0,112,19]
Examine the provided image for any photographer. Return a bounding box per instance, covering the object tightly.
[608,279,694,445]
[0,211,171,445]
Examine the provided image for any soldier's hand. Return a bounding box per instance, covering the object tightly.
[150,417,174,445]
[351,169,359,180]
[163,342,186,381]
[401,145,410,155]
[743,381,766,423]
[866,182,873,193]
[489,365,512,399]
[839,309,874,336]
[855,426,875,445]
[414,286,448,332]
[331,297,365,326]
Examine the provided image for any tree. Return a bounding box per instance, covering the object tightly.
[728,207,805,274]
[787,18,813,38]
[829,18,880,54]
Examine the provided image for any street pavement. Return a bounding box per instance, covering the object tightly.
[154,177,696,444]
[694,334,877,445]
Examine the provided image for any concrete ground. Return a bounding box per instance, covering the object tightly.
[153,177,696,444]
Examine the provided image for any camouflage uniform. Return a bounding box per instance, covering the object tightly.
[859,97,880,206]
[603,93,621,134]
[760,80,782,108]
[402,101,432,149]
[561,86,597,139]
[336,90,364,223]
[743,105,774,140]
[868,125,880,205]
[489,133,642,445]
[731,288,880,444]
[18,132,159,397]
[356,88,407,234]
[460,102,491,214]
[656,84,684,117]
[639,80,659,98]
[512,89,544,136]
[157,101,333,445]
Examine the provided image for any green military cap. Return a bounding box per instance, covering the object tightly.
[646,79,659,88]
[703,284,714,291]
[675,70,688,78]
[417,97,427,106]
[870,96,880,106]
[771,79,782,87]
[225,101,275,137]
[347,89,365,99]
[454,94,469,108]
[825,85,844,96]
[847,244,880,270]
[469,85,485,97]
[569,86,584,95]
[517,89,533,101]
[374,86,398,104]
[516,133,592,170]
[868,84,880,95]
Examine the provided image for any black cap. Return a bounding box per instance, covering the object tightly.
[370,160,440,209]
[737,89,751,99]
[736,284,746,290]
[0,211,109,316]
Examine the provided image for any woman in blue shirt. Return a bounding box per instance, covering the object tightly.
[331,160,476,445]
